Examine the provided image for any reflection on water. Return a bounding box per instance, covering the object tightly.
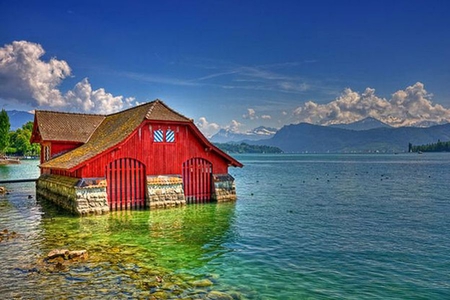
[38,202,237,270]
[1,179,240,298]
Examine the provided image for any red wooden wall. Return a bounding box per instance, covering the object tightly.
[40,142,81,165]
[77,121,229,178]
[51,142,82,159]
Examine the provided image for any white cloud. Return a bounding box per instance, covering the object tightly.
[196,117,220,138]
[278,82,310,92]
[293,82,450,127]
[225,119,242,133]
[243,108,272,121]
[242,108,257,120]
[0,40,134,114]
[0,41,70,107]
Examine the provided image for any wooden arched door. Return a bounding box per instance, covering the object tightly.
[182,158,213,203]
[106,158,146,210]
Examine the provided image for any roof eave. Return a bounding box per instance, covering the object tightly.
[187,123,243,168]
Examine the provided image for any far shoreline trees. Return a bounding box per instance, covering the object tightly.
[409,140,450,153]
[214,142,283,154]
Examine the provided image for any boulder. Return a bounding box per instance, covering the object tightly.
[47,249,88,260]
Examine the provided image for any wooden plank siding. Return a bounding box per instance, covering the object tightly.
[75,121,229,178]
[51,142,83,159]
[182,158,213,203]
[106,157,146,210]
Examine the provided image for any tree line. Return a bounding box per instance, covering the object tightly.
[0,109,40,157]
[214,142,283,154]
[409,140,450,153]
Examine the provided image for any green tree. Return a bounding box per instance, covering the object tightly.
[8,121,40,156]
[0,109,10,154]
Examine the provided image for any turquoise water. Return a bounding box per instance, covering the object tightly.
[1,154,450,299]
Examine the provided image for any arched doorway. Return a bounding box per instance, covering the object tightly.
[106,158,146,210]
[182,158,213,203]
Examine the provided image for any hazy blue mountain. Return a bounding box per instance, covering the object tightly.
[210,126,277,143]
[6,110,34,130]
[253,122,450,153]
[329,117,391,131]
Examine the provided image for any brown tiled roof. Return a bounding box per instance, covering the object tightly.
[40,100,192,170]
[34,111,105,142]
[145,100,191,122]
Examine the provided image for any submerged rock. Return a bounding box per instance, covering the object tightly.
[36,249,90,273]
[46,249,88,261]
[206,290,234,300]
[192,278,213,287]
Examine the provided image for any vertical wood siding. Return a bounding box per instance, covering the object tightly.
[79,121,229,178]
[106,157,146,210]
[182,158,212,203]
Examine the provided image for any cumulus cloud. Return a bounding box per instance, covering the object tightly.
[0,40,133,114]
[293,82,450,127]
[196,117,220,138]
[242,108,257,120]
[0,41,70,107]
[226,119,243,132]
[242,108,273,121]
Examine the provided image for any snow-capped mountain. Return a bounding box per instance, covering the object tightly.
[210,126,278,143]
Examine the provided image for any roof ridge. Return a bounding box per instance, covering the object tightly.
[105,101,156,117]
[145,99,192,122]
[35,110,106,117]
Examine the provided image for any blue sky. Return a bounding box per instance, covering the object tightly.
[1,0,450,136]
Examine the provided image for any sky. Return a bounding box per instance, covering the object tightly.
[1,0,450,137]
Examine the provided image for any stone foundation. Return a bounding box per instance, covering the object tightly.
[36,173,237,216]
[212,174,237,202]
[147,175,186,208]
[36,175,109,216]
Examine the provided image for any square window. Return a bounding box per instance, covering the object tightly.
[166,129,175,142]
[154,129,164,142]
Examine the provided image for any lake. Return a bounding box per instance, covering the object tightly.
[1,154,449,299]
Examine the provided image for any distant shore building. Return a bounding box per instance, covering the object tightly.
[31,100,242,215]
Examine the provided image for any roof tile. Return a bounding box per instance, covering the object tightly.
[35,111,105,142]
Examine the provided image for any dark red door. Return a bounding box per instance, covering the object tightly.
[106,158,146,210]
[182,158,213,203]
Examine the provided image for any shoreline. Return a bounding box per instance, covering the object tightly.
[0,158,21,165]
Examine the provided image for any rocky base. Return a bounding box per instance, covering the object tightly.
[36,173,239,215]
[36,175,109,216]
[147,176,186,208]
[212,174,238,202]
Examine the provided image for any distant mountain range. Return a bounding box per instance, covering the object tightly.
[6,110,34,130]
[252,122,450,153]
[210,126,277,143]
[329,117,391,131]
[7,110,450,153]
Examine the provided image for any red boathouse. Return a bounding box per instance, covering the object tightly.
[31,100,242,215]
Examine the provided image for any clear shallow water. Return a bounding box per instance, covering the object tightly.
[1,155,450,299]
